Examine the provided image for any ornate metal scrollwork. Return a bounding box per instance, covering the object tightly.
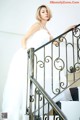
[55,116,60,120]
[45,56,52,63]
[37,60,44,68]
[44,114,48,120]
[35,88,43,101]
[52,87,60,95]
[69,66,76,73]
[30,95,35,102]
[59,35,67,43]
[35,88,41,94]
[73,27,80,38]
[37,56,52,68]
[54,88,60,95]
[26,107,30,115]
[54,57,65,71]
[69,63,80,73]
[60,82,67,89]
[74,63,80,72]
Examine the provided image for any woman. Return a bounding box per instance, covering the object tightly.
[2,5,54,120]
[2,5,72,120]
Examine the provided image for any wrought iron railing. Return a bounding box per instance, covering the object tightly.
[34,24,80,99]
[26,48,67,120]
[26,24,80,119]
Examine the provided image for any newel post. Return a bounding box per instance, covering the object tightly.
[27,48,34,120]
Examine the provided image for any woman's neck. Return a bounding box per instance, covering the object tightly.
[40,20,47,29]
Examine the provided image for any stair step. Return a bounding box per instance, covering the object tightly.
[61,101,80,120]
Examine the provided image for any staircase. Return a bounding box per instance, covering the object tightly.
[49,86,80,120]
[26,24,80,120]
[60,87,80,120]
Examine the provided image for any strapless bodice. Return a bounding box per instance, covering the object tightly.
[26,29,50,50]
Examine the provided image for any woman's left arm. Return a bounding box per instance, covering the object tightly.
[47,29,59,47]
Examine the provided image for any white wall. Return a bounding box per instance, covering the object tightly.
[0,0,80,115]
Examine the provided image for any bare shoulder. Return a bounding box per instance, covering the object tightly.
[23,22,41,40]
[30,22,41,31]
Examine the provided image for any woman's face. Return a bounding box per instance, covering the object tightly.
[40,7,49,21]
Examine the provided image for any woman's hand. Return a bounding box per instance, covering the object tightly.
[53,41,59,47]
[50,35,59,47]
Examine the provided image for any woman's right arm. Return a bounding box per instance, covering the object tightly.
[21,23,40,49]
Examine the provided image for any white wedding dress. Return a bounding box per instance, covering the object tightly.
[2,29,50,120]
[2,28,72,120]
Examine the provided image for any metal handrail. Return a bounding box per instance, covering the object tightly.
[30,77,67,120]
[34,24,80,52]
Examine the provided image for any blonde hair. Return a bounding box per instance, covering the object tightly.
[36,5,52,21]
